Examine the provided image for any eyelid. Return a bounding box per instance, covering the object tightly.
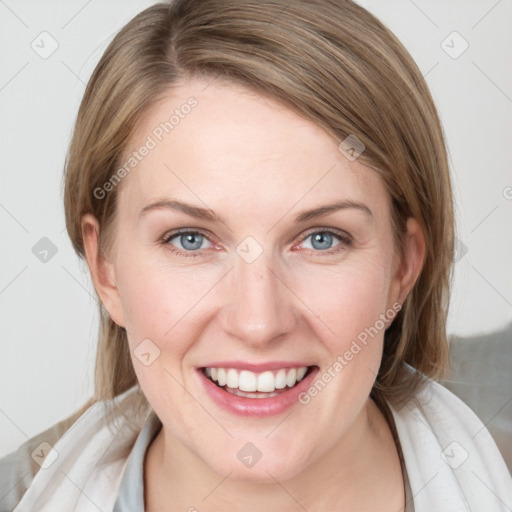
[162,227,212,241]
[297,226,352,244]
[162,228,215,248]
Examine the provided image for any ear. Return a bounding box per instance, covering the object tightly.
[81,213,126,328]
[386,217,426,311]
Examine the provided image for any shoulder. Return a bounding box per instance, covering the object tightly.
[389,366,512,510]
[3,386,150,512]
[0,415,75,511]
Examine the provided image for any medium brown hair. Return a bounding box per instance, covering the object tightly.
[63,0,454,421]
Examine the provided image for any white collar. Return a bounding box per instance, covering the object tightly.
[14,377,512,511]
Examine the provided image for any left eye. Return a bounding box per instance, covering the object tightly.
[301,231,345,251]
[164,231,212,252]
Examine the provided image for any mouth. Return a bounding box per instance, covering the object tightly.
[202,366,313,397]
[197,364,319,417]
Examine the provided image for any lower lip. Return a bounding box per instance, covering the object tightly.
[197,366,319,417]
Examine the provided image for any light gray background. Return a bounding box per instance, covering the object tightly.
[1,0,511,457]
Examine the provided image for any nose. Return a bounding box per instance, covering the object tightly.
[220,250,298,349]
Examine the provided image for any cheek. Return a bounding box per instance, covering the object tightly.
[290,256,394,425]
[295,253,393,345]
[114,251,222,353]
[113,257,214,414]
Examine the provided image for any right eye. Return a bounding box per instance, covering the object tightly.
[162,229,214,258]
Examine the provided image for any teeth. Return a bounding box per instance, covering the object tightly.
[286,368,297,387]
[204,366,310,392]
[239,370,257,392]
[217,368,227,386]
[257,371,275,392]
[226,369,238,388]
[296,367,307,381]
[275,369,287,389]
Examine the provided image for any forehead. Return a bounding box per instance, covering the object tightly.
[117,77,388,219]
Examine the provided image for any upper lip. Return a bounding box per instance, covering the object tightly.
[199,361,314,372]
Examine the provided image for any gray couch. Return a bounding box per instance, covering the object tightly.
[441,322,512,474]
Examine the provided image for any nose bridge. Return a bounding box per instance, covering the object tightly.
[223,242,297,346]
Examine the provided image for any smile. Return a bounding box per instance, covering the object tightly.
[203,366,309,395]
[197,364,319,417]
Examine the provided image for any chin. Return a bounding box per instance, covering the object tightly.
[203,439,312,483]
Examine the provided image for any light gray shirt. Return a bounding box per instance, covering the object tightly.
[1,410,414,511]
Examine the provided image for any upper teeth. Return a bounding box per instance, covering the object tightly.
[205,367,309,392]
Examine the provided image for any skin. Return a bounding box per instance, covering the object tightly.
[82,76,425,511]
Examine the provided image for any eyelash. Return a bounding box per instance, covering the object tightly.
[160,228,353,259]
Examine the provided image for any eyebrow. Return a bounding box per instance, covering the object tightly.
[139,198,373,223]
[294,200,373,222]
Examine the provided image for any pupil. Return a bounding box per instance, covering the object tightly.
[182,233,202,250]
[312,232,332,250]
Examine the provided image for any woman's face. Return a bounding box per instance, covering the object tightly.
[85,76,422,482]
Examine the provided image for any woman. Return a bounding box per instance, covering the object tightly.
[1,0,510,510]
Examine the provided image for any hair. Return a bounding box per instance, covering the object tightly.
[63,0,454,426]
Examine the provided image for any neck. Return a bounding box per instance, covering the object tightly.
[144,398,405,512]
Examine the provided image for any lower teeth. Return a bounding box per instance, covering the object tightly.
[222,386,287,399]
